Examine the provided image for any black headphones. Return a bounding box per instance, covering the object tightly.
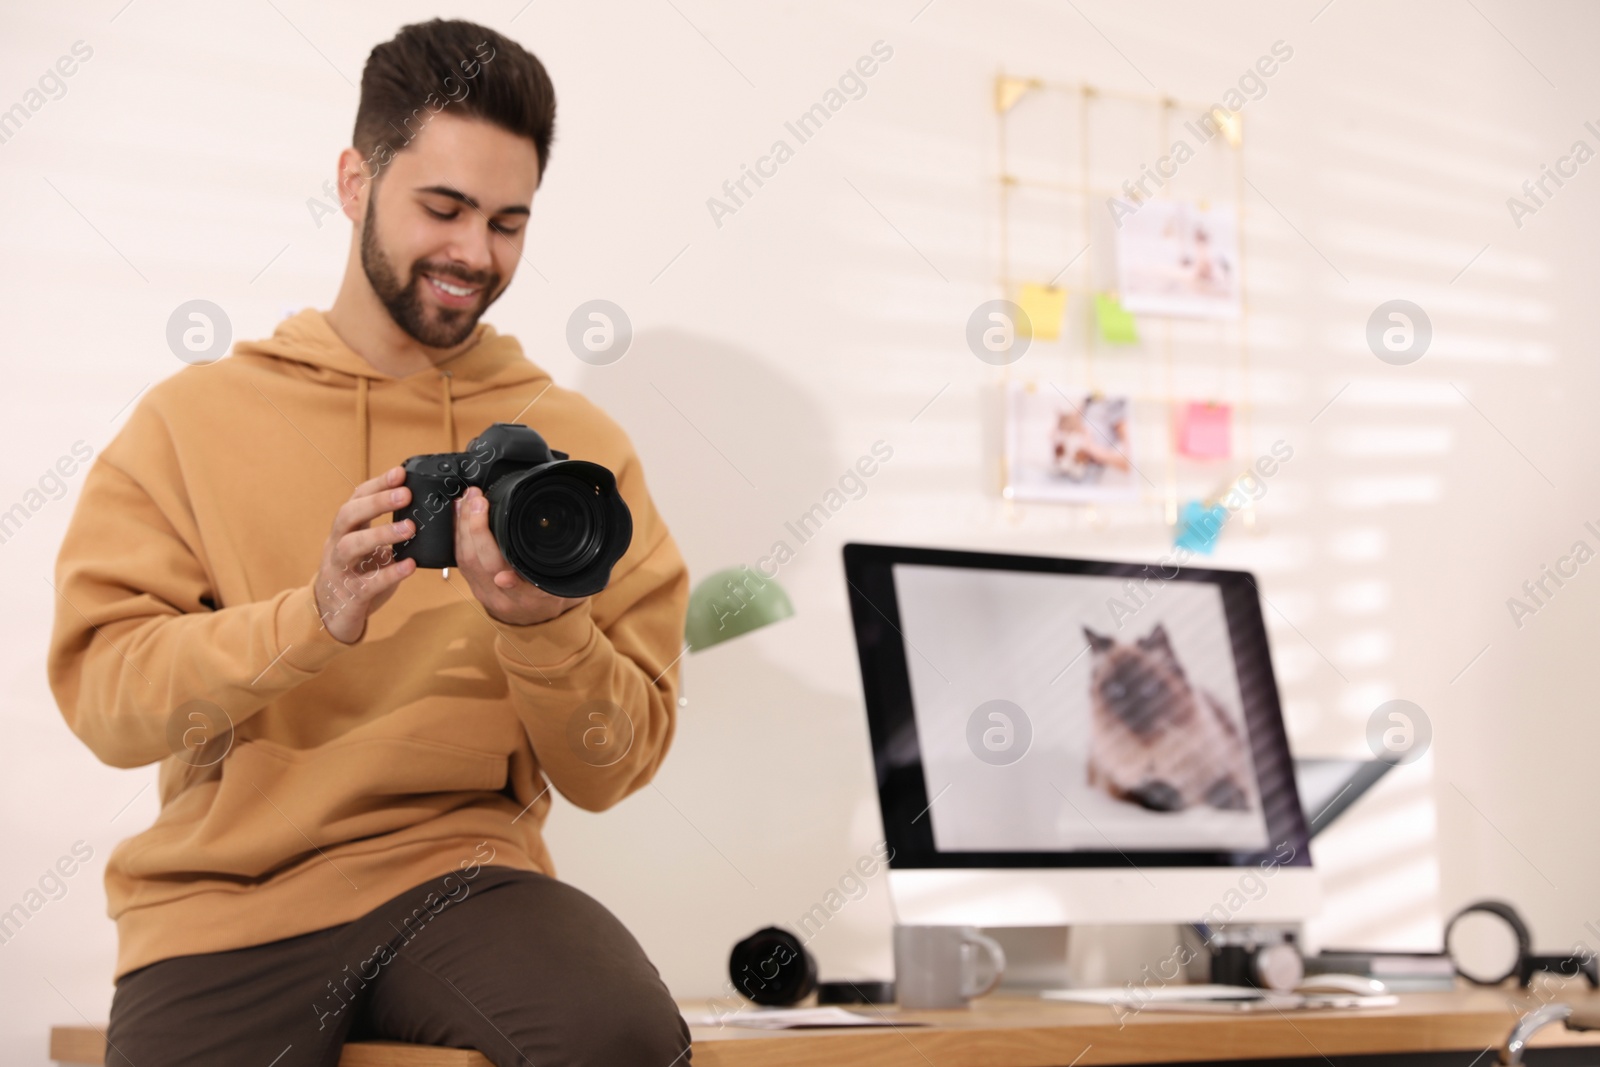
[1445,899,1597,988]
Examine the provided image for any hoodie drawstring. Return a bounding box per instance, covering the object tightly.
[441,370,456,452]
[357,376,370,483]
[353,369,456,484]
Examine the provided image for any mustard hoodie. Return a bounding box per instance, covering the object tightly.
[47,309,688,982]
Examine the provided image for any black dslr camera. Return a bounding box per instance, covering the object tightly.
[392,422,632,598]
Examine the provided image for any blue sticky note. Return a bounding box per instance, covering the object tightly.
[1174,500,1228,554]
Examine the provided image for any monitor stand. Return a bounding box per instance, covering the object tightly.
[986,924,1206,991]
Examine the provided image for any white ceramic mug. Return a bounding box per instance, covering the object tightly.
[893,924,1007,1009]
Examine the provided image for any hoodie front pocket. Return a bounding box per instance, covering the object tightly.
[117,736,510,881]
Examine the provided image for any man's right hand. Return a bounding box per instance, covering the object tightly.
[313,465,418,644]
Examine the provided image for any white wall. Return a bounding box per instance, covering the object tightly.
[4,0,1600,1060]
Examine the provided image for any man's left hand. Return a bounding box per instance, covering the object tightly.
[453,486,586,626]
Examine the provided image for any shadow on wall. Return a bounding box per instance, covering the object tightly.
[678,635,877,870]
[573,329,885,886]
[556,334,889,980]
[574,328,842,580]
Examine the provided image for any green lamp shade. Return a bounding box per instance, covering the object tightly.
[685,566,795,651]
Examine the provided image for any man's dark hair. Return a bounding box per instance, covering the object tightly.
[354,19,556,183]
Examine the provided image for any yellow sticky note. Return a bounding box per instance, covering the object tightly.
[1017,283,1067,341]
[1095,293,1139,344]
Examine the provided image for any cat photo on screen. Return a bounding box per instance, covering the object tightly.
[1083,623,1255,814]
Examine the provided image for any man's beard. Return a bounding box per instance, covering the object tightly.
[360,196,501,349]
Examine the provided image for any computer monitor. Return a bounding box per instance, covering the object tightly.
[843,543,1317,927]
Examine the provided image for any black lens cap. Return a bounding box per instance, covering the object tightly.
[728,927,816,1007]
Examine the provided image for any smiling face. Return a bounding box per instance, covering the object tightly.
[356,112,540,349]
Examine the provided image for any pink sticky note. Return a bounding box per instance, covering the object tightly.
[1178,402,1232,459]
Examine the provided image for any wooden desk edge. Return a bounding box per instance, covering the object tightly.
[50,989,1600,1067]
[48,1028,493,1066]
[684,988,1600,1067]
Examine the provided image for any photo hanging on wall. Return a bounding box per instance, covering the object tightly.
[1004,382,1140,504]
[1115,199,1241,319]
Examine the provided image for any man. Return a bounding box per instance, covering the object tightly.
[46,18,691,1066]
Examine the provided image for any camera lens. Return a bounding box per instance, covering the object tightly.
[484,459,633,597]
[486,467,610,583]
[512,474,605,577]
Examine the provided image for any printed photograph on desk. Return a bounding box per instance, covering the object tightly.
[1115,199,1241,319]
[893,564,1271,853]
[1003,382,1138,503]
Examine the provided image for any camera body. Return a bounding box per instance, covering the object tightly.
[393,422,632,598]
[1203,924,1303,991]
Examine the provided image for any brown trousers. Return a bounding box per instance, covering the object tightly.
[104,866,691,1067]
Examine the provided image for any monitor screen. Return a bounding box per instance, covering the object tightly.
[844,543,1311,872]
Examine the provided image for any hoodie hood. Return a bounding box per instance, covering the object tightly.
[232,309,550,479]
